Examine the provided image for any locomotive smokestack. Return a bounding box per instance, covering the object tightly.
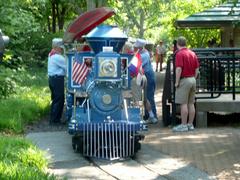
[85,24,128,54]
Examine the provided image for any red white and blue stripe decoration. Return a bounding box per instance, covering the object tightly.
[72,61,89,85]
[128,52,142,77]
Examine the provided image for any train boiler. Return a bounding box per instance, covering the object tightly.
[65,24,146,160]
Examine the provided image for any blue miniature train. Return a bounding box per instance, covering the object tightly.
[65,25,146,160]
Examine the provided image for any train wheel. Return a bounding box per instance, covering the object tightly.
[72,135,83,153]
[134,140,141,153]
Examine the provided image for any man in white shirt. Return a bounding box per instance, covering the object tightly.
[48,38,66,124]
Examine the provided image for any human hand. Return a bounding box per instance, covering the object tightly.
[175,82,179,88]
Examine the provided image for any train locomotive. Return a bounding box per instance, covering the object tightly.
[66,24,147,160]
[64,9,146,160]
[66,25,147,160]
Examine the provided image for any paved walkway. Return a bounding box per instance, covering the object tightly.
[146,123,240,179]
[26,66,240,179]
[153,69,240,180]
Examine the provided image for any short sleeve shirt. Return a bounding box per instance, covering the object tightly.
[156,45,166,55]
[175,48,199,77]
[48,54,66,76]
[140,49,154,73]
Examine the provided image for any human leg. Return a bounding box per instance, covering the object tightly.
[180,104,188,124]
[49,77,56,123]
[145,72,157,118]
[160,55,163,71]
[173,79,191,132]
[155,54,159,72]
[188,103,195,124]
[49,76,64,123]
[187,78,197,129]
[172,103,189,132]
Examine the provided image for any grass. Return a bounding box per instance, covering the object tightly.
[0,67,51,133]
[0,66,56,179]
[0,135,55,180]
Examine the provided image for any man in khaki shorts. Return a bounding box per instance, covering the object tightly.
[173,36,199,132]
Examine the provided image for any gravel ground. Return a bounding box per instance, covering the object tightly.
[25,115,68,133]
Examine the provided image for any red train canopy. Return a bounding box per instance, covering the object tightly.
[63,7,115,43]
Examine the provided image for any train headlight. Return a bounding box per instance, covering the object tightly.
[98,58,117,78]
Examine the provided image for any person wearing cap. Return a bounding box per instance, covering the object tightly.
[155,40,166,72]
[173,36,199,132]
[134,39,158,124]
[48,38,66,124]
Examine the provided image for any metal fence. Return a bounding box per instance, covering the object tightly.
[162,48,240,126]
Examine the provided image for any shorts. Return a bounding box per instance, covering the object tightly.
[175,77,196,104]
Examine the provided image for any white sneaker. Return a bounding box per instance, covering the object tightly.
[172,124,188,132]
[187,123,195,131]
[147,117,158,124]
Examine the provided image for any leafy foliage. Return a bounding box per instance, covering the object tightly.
[160,0,223,47]
[0,135,55,180]
[0,0,66,68]
[0,0,233,67]
[0,67,50,133]
[108,0,226,47]
[0,0,41,66]
[0,67,16,99]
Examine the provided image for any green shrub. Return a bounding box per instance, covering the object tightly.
[0,67,17,99]
[0,135,55,180]
[0,67,50,133]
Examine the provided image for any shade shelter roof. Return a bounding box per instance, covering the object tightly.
[175,1,240,28]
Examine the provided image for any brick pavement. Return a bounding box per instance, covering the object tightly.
[151,71,240,179]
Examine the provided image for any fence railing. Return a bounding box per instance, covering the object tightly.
[162,48,240,126]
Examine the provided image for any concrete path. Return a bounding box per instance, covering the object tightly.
[26,68,240,179]
[26,130,214,180]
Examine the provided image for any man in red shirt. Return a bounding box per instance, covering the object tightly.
[173,36,199,132]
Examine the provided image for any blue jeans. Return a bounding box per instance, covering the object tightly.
[144,70,157,118]
[49,75,65,123]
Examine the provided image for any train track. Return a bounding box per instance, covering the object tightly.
[80,143,204,180]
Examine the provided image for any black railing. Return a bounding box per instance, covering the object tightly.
[162,48,240,126]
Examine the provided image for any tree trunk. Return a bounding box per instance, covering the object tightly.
[58,7,66,30]
[51,0,56,33]
[47,16,51,32]
[139,9,145,38]
[87,0,96,10]
[56,1,65,31]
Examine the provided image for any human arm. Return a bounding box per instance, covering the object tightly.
[175,67,182,88]
[175,51,183,88]
[141,50,150,67]
[195,68,199,79]
[194,54,200,79]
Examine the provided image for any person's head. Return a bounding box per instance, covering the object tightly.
[159,40,163,45]
[123,42,134,54]
[177,36,187,48]
[52,38,64,53]
[134,39,146,52]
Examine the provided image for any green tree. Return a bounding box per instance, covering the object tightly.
[161,0,223,47]
[107,0,228,46]
[109,0,167,39]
